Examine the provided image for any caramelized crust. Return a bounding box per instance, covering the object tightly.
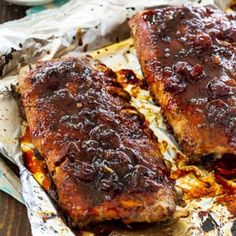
[19,56,175,227]
[130,6,236,160]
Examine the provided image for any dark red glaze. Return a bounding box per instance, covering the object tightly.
[214,173,236,216]
[118,69,139,85]
[130,6,236,159]
[25,58,168,195]
[19,56,175,227]
[214,154,236,180]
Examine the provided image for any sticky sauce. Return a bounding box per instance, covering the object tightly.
[20,57,172,210]
[138,5,236,155]
[214,154,236,180]
[21,126,51,191]
[213,155,236,216]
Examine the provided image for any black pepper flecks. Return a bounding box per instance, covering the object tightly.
[126,7,135,11]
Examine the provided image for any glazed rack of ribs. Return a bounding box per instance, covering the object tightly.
[130,5,236,161]
[19,56,176,227]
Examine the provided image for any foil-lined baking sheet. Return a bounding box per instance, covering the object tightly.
[0,0,235,235]
[89,38,236,236]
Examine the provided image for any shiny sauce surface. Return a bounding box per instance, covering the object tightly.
[142,6,236,145]
[21,57,171,206]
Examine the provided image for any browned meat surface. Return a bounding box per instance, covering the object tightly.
[130,5,236,160]
[19,56,176,227]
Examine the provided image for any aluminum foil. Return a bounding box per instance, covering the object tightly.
[0,0,234,235]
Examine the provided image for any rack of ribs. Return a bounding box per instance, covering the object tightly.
[130,5,236,161]
[19,56,176,227]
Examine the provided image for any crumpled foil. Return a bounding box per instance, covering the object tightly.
[0,0,234,235]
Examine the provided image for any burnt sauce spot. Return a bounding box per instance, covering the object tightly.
[213,154,236,180]
[117,69,149,90]
[118,69,139,85]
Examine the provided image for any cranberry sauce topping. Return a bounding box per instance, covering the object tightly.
[142,6,236,143]
[23,57,170,206]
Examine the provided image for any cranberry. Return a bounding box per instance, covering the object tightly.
[81,139,101,156]
[168,62,203,83]
[207,80,231,99]
[174,61,192,78]
[207,100,229,125]
[163,66,172,76]
[98,173,123,192]
[194,34,212,51]
[190,64,204,78]
[73,162,96,182]
[164,75,187,94]
[114,150,133,164]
